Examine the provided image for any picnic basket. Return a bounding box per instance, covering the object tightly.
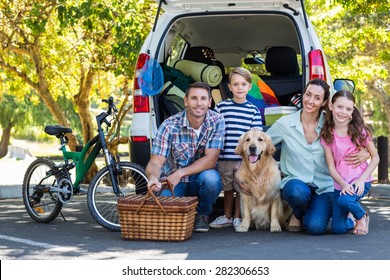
[118,180,198,241]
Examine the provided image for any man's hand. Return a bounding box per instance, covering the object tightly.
[147,175,161,192]
[166,169,185,188]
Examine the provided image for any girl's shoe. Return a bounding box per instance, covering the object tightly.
[353,213,369,235]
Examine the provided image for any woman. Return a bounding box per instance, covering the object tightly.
[266,78,368,235]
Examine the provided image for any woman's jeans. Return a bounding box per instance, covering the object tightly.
[281,179,333,235]
[161,169,222,216]
[332,182,371,234]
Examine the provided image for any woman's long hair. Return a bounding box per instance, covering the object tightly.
[320,90,372,147]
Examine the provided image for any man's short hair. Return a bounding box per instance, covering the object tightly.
[185,82,212,98]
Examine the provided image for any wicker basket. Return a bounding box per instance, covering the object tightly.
[118,180,198,241]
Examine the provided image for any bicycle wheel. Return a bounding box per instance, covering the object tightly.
[22,158,63,223]
[87,161,148,231]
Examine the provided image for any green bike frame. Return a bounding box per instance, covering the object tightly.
[60,135,102,190]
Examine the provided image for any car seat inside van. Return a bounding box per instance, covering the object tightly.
[129,0,354,168]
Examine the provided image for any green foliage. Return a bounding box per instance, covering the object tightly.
[2,0,386,142]
[56,0,156,77]
[307,0,390,137]
[332,0,390,14]
[0,94,30,129]
[0,0,155,147]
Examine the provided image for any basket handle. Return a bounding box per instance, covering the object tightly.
[156,179,175,196]
[135,179,174,215]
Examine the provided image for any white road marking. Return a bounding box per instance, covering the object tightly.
[0,234,76,252]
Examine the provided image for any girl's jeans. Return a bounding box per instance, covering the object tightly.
[161,169,222,216]
[332,182,371,234]
[282,179,333,235]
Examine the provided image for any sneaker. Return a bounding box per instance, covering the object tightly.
[193,214,209,232]
[209,215,233,228]
[233,217,242,229]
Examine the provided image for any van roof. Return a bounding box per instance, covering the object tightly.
[158,0,303,12]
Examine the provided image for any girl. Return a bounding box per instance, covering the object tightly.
[320,90,379,235]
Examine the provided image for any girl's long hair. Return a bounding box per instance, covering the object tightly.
[320,90,372,147]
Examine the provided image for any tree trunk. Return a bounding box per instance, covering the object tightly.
[30,43,79,151]
[76,68,98,182]
[0,124,13,159]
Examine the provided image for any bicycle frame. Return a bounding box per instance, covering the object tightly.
[60,134,102,189]
[57,104,121,195]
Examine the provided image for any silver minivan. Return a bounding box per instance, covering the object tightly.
[129,0,353,167]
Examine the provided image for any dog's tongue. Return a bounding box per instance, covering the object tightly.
[248,155,258,163]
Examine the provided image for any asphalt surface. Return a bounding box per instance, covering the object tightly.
[1,157,390,261]
[1,194,390,260]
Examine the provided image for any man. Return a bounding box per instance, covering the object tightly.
[146,81,225,232]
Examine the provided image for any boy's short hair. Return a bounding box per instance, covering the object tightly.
[186,81,212,98]
[229,67,252,84]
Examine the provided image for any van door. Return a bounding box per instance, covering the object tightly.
[157,0,303,12]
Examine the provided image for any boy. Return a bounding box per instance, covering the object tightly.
[210,67,263,229]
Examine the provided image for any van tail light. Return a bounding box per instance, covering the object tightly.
[131,53,151,143]
[131,136,148,142]
[308,49,326,81]
[133,53,150,113]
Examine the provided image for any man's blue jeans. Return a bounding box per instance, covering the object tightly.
[281,179,333,235]
[332,182,371,234]
[161,169,222,216]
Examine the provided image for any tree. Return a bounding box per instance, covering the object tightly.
[0,95,30,158]
[0,1,78,150]
[56,0,156,154]
[0,1,156,177]
[307,0,390,136]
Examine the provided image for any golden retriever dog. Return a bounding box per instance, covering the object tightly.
[234,128,290,232]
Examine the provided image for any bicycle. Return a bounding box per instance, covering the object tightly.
[22,97,148,231]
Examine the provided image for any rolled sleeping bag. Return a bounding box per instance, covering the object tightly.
[172,59,222,87]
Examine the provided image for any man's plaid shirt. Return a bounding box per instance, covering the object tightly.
[151,109,225,182]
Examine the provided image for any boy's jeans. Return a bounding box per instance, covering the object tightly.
[161,169,222,216]
[332,182,371,234]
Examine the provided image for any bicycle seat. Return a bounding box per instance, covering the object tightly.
[44,125,72,136]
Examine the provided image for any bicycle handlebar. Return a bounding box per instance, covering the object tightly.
[97,96,118,128]
[102,97,118,113]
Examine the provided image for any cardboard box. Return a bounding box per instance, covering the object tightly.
[264,106,298,125]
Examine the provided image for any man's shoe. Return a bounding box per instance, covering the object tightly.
[209,215,233,228]
[193,214,209,232]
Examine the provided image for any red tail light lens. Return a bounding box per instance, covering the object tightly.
[133,53,150,113]
[131,136,148,142]
[309,49,326,81]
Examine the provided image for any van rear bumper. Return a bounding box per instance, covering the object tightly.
[129,141,151,169]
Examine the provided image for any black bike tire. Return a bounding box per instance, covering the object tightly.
[22,158,63,223]
[87,161,148,232]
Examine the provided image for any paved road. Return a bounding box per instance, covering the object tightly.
[1,195,390,260]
